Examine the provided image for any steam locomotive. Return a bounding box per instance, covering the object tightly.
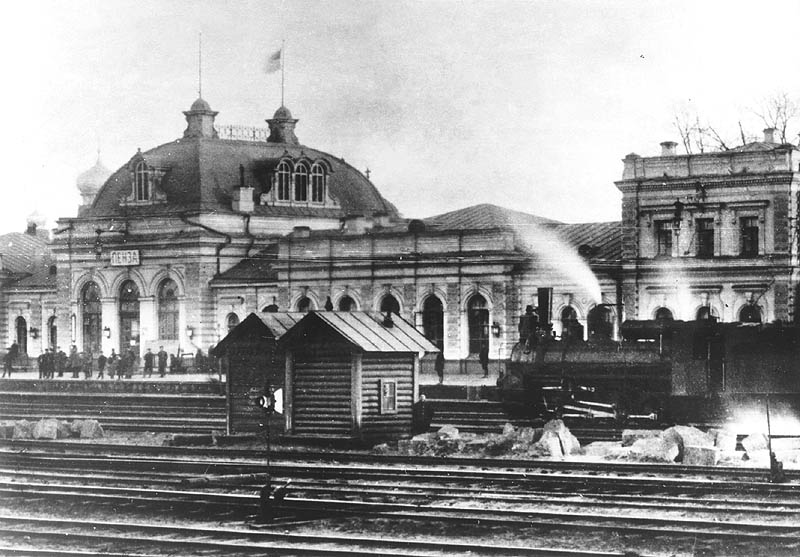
[498,311,800,425]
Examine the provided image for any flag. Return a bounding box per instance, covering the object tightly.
[265,48,282,74]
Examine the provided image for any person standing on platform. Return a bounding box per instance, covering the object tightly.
[97,351,107,380]
[56,347,66,378]
[157,346,168,378]
[43,349,54,379]
[37,351,46,379]
[3,342,19,378]
[126,349,136,379]
[479,343,490,378]
[107,349,117,379]
[435,351,445,385]
[69,346,80,378]
[82,352,92,379]
[143,348,154,378]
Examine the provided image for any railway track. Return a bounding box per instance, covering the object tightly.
[2,445,799,555]
[3,439,799,484]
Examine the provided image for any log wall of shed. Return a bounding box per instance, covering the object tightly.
[360,353,414,440]
[291,342,352,435]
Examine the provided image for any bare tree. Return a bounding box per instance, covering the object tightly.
[673,109,731,153]
[752,92,800,144]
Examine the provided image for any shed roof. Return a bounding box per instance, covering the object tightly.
[213,311,305,355]
[277,311,439,354]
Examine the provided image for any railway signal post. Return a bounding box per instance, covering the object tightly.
[257,387,283,521]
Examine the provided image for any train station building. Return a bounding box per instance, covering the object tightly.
[0,94,798,372]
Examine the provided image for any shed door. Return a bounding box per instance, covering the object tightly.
[293,346,352,435]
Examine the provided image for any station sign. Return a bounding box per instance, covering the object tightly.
[110,250,141,266]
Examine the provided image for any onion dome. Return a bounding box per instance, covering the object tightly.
[77,158,111,195]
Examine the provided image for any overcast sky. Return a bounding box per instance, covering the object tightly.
[2,0,799,234]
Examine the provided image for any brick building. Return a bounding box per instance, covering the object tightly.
[617,129,800,324]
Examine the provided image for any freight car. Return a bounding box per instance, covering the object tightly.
[498,314,800,425]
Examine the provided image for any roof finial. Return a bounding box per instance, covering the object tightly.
[365,168,371,179]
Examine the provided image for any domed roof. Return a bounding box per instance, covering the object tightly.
[272,105,293,119]
[76,158,111,193]
[190,97,213,112]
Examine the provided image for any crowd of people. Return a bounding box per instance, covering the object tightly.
[2,343,215,380]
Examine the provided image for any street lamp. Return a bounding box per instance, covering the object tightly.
[491,322,502,378]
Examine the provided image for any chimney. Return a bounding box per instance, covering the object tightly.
[232,164,254,213]
[763,128,776,144]
[660,141,678,157]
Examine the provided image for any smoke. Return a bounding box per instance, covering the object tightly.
[513,224,602,305]
[729,400,800,437]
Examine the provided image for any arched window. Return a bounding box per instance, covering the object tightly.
[276,160,291,201]
[119,281,140,353]
[158,279,179,340]
[47,316,57,350]
[82,282,102,356]
[311,163,325,202]
[296,296,312,313]
[467,294,489,354]
[587,305,613,338]
[696,306,717,321]
[422,296,444,350]
[294,163,308,202]
[226,312,239,332]
[134,161,150,201]
[561,306,582,340]
[655,307,674,321]
[380,294,400,315]
[15,316,27,355]
[338,296,356,312]
[739,304,762,323]
[262,304,279,313]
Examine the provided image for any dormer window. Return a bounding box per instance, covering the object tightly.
[311,163,325,202]
[277,160,291,200]
[135,161,151,201]
[294,163,308,202]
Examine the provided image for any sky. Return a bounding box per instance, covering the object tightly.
[2,0,800,234]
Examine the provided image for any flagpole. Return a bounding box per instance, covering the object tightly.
[281,39,285,107]
[198,32,203,98]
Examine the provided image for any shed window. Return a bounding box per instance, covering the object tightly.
[380,379,397,414]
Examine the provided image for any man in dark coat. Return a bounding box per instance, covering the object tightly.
[97,351,107,380]
[38,351,46,379]
[56,347,66,377]
[143,348,154,378]
[479,343,490,378]
[3,342,19,378]
[157,346,168,377]
[69,346,80,378]
[434,352,445,385]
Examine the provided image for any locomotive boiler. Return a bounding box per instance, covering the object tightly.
[498,311,800,425]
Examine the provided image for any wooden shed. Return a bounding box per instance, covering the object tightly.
[213,312,304,434]
[276,311,438,442]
